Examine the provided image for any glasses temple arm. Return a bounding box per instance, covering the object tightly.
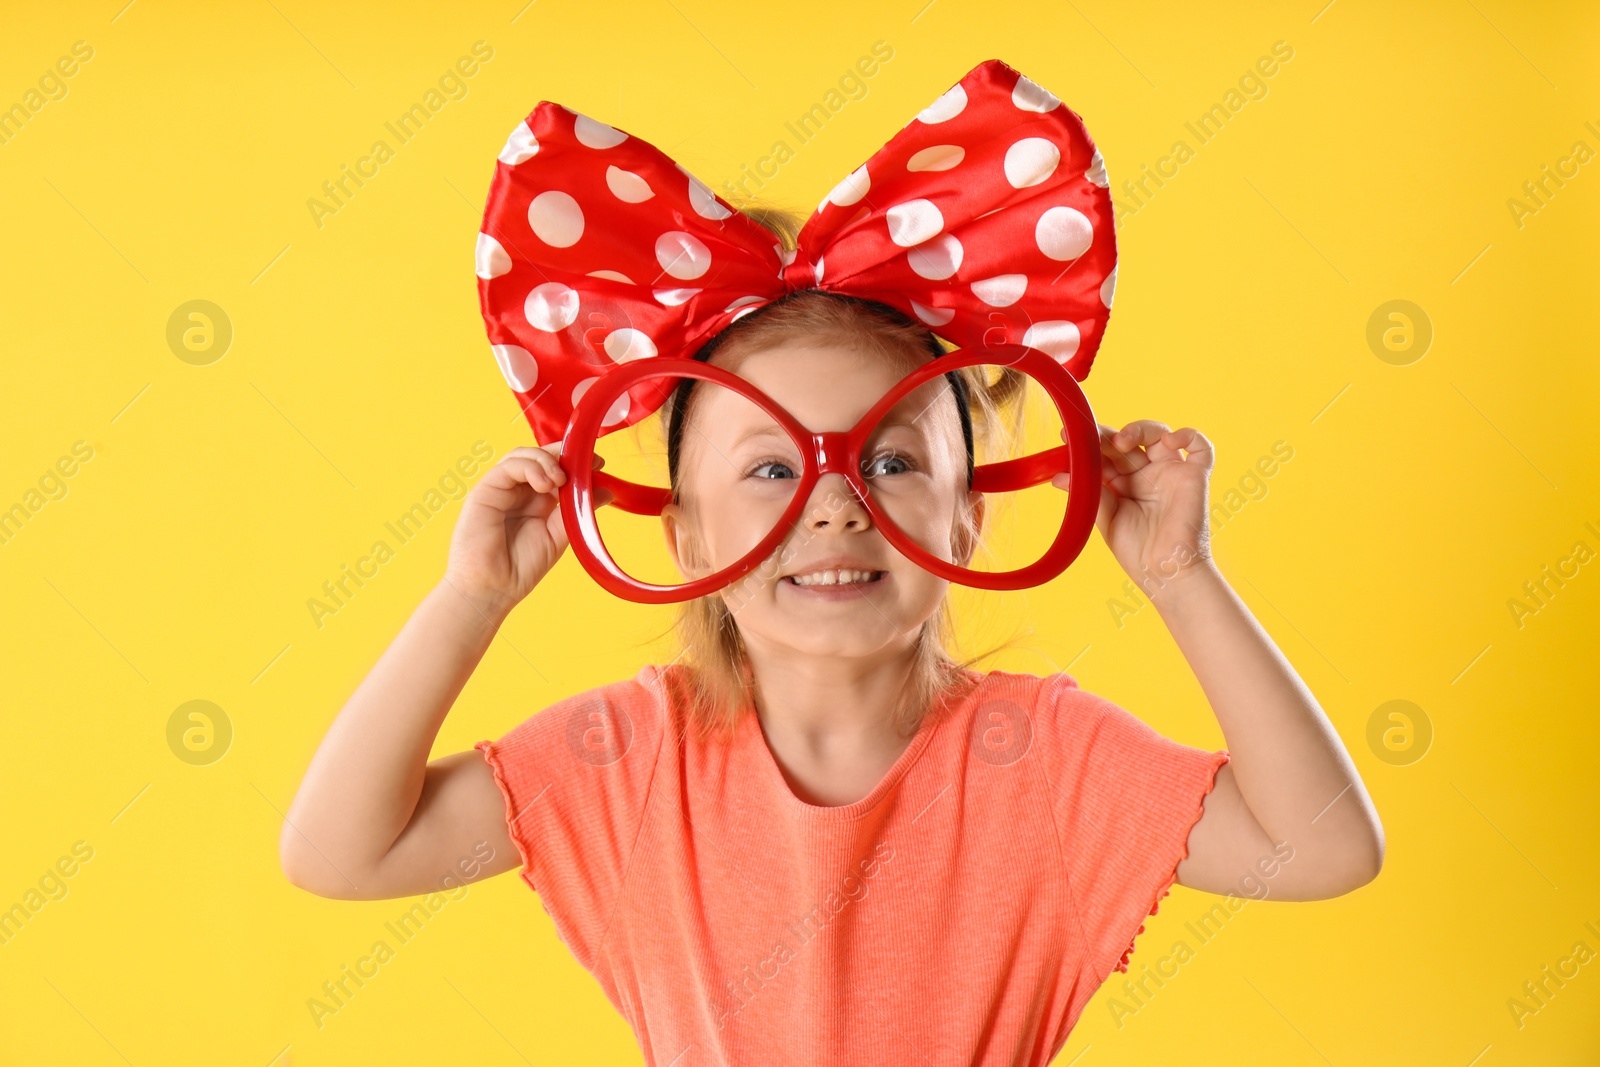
[970,445,1072,494]
[591,470,673,515]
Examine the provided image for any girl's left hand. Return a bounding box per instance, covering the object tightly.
[1053,420,1216,591]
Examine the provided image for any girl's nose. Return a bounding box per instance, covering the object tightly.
[804,472,872,532]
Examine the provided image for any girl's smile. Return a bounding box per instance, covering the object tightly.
[780,564,888,596]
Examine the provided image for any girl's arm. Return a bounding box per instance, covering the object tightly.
[1154,561,1383,900]
[277,580,518,899]
[1075,421,1385,902]
[278,446,606,900]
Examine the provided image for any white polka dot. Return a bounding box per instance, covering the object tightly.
[653,287,700,306]
[907,145,964,172]
[588,269,634,284]
[524,282,580,331]
[827,165,870,207]
[910,300,955,327]
[777,247,798,269]
[1004,138,1060,189]
[604,328,657,362]
[1022,320,1081,361]
[887,199,944,247]
[605,165,654,203]
[574,113,627,149]
[680,166,732,220]
[1012,75,1060,113]
[918,84,968,123]
[814,255,824,284]
[907,234,963,280]
[498,121,539,164]
[1086,148,1109,188]
[1035,206,1094,261]
[725,296,766,313]
[1100,266,1117,308]
[730,307,762,323]
[972,274,1028,307]
[475,232,511,279]
[571,377,630,427]
[655,231,712,280]
[528,191,584,247]
[491,344,538,391]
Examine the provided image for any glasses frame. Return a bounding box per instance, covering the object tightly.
[557,342,1102,604]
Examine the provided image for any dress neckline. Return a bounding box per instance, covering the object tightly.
[741,667,983,822]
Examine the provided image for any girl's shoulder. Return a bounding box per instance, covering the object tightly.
[965,666,1082,693]
[947,666,1086,715]
[482,663,672,768]
[948,668,1173,757]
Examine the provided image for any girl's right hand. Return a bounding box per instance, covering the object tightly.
[443,446,611,618]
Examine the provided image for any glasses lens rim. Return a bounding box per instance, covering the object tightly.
[565,346,1099,598]
[566,359,818,603]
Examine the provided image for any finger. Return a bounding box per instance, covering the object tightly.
[1053,468,1117,540]
[528,446,610,481]
[532,447,569,485]
[503,444,563,467]
[1112,420,1173,452]
[1054,452,1137,501]
[1149,426,1214,466]
[483,455,561,496]
[578,452,607,507]
[501,445,573,485]
[1086,423,1123,446]
[1102,466,1148,502]
[1069,423,1120,443]
[545,500,572,557]
[1099,424,1148,476]
[491,449,556,477]
[1095,468,1118,536]
[1074,424,1141,476]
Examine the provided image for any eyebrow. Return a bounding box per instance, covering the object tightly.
[730,425,794,447]
[727,406,933,445]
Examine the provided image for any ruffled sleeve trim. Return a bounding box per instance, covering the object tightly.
[474,739,539,885]
[1112,747,1231,974]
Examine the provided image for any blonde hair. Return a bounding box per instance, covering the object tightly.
[666,198,1029,742]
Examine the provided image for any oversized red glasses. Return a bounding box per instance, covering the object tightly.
[556,343,1102,604]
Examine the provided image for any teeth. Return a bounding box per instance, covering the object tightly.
[790,568,879,587]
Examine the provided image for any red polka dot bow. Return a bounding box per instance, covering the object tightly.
[475,58,1117,448]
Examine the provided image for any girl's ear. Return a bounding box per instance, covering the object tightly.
[661,502,707,577]
[952,490,986,568]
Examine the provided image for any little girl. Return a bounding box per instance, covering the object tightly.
[281,62,1383,1065]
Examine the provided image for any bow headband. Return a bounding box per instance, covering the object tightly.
[475,58,1117,449]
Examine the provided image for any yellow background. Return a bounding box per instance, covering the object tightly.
[3,0,1598,1062]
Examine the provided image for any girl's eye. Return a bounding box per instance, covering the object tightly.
[862,451,913,478]
[748,459,797,480]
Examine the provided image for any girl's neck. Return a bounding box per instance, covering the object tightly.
[740,633,921,745]
[739,634,930,807]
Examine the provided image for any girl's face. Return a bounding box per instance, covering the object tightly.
[662,342,983,661]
